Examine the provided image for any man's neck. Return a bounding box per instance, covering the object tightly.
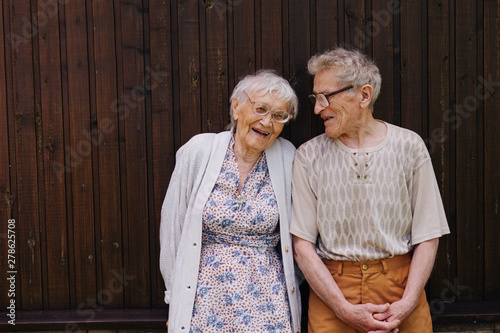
[338,117,387,149]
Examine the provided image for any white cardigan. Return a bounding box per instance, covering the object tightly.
[159,131,301,333]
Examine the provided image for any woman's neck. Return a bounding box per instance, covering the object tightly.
[233,139,262,193]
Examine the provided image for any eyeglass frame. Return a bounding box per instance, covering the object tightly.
[308,85,354,107]
[243,91,292,123]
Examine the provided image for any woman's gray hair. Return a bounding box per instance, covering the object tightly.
[227,69,298,131]
[308,47,382,109]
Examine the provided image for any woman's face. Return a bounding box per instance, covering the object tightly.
[232,91,288,155]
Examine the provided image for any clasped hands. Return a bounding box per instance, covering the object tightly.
[166,298,412,333]
[338,299,413,333]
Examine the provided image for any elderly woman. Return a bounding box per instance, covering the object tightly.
[160,70,301,332]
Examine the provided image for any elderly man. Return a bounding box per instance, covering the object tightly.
[291,47,450,333]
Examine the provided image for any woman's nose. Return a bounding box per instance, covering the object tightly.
[260,112,273,126]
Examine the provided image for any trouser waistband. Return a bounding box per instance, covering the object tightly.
[323,253,411,276]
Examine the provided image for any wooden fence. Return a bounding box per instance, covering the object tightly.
[0,0,499,328]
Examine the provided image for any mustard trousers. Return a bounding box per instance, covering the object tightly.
[308,254,433,333]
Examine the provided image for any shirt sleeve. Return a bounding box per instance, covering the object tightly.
[411,159,450,245]
[290,151,319,244]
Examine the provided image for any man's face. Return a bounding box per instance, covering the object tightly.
[312,69,359,139]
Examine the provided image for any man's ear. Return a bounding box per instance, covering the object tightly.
[359,85,373,108]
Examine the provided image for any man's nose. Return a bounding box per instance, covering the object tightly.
[314,101,325,114]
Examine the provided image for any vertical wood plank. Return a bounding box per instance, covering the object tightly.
[282,0,289,82]
[260,0,282,72]
[254,0,262,70]
[6,0,43,310]
[371,0,396,124]
[143,0,157,308]
[177,0,201,145]
[201,1,229,133]
[232,0,255,85]
[92,0,123,308]
[311,0,340,139]
[37,0,70,309]
[343,0,366,51]
[226,0,234,93]
[198,0,208,136]
[288,0,312,146]
[315,0,339,52]
[148,0,174,308]
[57,0,78,309]
[399,0,424,134]
[455,0,483,301]
[63,0,97,306]
[86,0,102,300]
[118,0,150,308]
[425,0,456,304]
[112,0,127,308]
[31,0,49,310]
[483,0,500,301]
[0,0,12,310]
[337,0,345,45]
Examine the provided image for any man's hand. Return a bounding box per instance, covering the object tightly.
[373,299,414,325]
[336,302,401,333]
[373,239,440,332]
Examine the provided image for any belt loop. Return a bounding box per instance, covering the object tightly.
[337,262,343,276]
[381,260,388,273]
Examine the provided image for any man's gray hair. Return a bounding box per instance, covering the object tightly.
[227,69,298,130]
[308,47,382,109]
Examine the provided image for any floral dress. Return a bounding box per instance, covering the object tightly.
[190,138,292,333]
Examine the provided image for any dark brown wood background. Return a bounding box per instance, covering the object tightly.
[0,0,499,320]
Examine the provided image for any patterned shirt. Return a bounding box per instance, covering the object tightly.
[290,122,450,261]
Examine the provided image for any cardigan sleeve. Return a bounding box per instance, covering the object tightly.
[159,132,225,306]
[159,140,196,304]
[279,138,296,221]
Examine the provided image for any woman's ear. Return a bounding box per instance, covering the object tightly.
[359,85,373,108]
[232,97,240,121]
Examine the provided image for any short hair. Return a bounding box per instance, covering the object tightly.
[227,69,298,130]
[308,47,382,109]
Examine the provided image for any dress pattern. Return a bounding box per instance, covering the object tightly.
[190,138,292,333]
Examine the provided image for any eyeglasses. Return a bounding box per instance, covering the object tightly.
[243,91,291,123]
[308,85,353,107]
